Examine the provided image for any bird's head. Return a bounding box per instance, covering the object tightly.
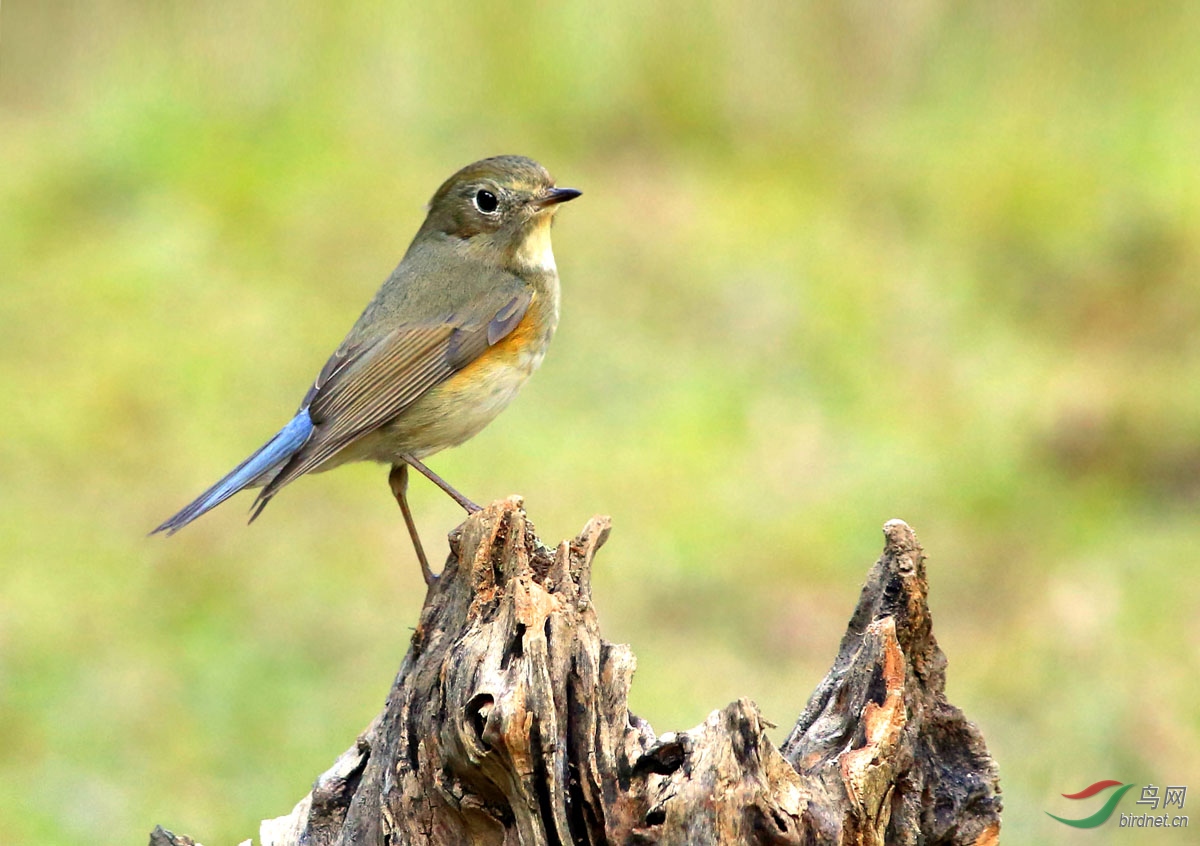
[419,155,581,272]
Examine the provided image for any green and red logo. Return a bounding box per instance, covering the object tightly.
[1047,780,1135,828]
[1049,781,1189,829]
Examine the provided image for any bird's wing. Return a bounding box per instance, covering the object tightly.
[254,280,531,504]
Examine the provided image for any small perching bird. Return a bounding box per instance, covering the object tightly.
[152,156,581,583]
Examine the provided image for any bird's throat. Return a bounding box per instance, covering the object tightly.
[510,216,557,276]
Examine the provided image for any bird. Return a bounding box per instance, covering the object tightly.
[152,155,581,583]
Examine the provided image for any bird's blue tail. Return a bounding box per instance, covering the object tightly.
[151,411,313,535]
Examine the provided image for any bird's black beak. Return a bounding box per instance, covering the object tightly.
[533,187,582,209]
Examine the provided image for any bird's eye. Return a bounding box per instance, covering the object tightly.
[473,190,499,214]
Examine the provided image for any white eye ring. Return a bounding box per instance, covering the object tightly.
[473,189,499,214]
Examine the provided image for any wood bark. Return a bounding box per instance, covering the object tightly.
[151,498,1001,845]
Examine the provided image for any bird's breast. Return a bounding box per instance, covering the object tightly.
[365,282,559,461]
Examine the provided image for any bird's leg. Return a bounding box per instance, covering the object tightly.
[399,453,482,513]
[389,463,435,585]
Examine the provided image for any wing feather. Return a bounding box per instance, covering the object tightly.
[257,286,532,501]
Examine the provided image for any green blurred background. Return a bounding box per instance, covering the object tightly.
[3,2,1199,843]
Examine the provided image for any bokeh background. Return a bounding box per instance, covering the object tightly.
[4,2,1199,843]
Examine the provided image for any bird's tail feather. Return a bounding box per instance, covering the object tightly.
[151,411,313,535]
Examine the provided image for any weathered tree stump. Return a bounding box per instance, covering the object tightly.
[151,498,1001,845]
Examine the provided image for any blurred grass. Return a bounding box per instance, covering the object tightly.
[3,1,1199,843]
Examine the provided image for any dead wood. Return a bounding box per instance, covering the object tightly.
[151,499,1000,845]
